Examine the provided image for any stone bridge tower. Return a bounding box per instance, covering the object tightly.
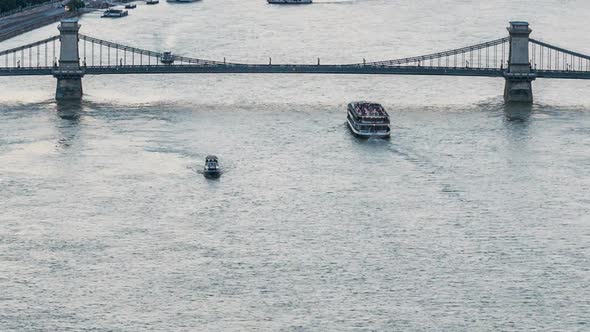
[53,18,84,100]
[504,21,536,103]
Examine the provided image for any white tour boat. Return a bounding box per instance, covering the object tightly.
[346,101,391,138]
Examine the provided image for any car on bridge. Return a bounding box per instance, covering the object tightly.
[160,51,174,64]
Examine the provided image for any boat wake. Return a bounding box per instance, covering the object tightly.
[387,143,468,201]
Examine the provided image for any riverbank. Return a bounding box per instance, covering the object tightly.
[0,3,94,42]
[1,13,70,42]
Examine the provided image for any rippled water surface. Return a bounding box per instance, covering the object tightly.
[1,1,590,330]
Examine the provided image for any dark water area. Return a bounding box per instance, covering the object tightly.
[1,0,590,330]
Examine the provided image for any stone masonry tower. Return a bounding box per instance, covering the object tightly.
[503,21,536,103]
[53,18,84,100]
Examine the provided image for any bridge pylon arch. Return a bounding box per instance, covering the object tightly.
[504,21,536,103]
[53,18,84,100]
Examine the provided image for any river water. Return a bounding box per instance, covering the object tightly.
[1,0,590,331]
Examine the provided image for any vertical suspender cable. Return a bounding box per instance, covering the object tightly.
[478,48,480,68]
[501,42,505,68]
[494,44,497,68]
[531,43,535,68]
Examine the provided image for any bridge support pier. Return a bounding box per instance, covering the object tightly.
[55,76,83,100]
[53,18,84,101]
[504,77,533,102]
[503,21,536,103]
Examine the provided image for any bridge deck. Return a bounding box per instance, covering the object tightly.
[0,65,503,77]
[83,65,506,77]
[1,65,589,79]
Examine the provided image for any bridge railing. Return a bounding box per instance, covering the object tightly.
[0,35,60,68]
[78,34,228,67]
[2,31,590,77]
[362,37,510,70]
[529,38,590,72]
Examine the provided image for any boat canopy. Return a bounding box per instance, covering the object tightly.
[348,101,388,118]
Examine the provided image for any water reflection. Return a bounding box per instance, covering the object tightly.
[56,100,82,121]
[503,103,533,123]
[502,103,533,158]
[55,100,82,149]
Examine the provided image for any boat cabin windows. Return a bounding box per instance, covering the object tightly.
[346,101,391,138]
[348,102,390,124]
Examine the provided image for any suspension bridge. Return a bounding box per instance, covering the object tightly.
[1,19,590,102]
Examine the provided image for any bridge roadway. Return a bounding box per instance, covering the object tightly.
[1,64,589,80]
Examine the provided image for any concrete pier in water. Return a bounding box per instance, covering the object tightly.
[504,21,535,103]
[53,18,84,100]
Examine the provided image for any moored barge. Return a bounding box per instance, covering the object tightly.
[101,8,129,18]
